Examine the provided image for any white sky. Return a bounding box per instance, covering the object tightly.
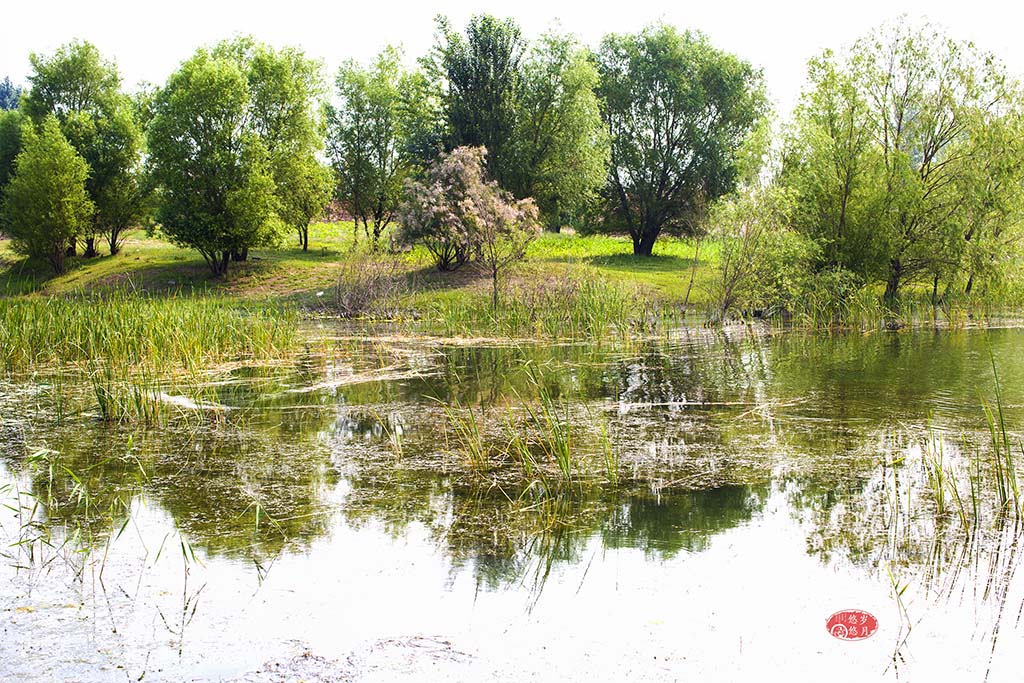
[2,0,1022,117]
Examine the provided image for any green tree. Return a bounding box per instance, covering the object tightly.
[782,21,1023,301]
[147,39,325,274]
[853,22,1009,300]
[2,116,94,273]
[275,152,333,251]
[147,50,278,276]
[780,51,884,280]
[212,38,326,262]
[507,31,609,230]
[712,187,816,316]
[951,105,1024,297]
[426,14,526,186]
[326,47,421,250]
[0,109,26,191]
[596,24,767,256]
[22,41,146,256]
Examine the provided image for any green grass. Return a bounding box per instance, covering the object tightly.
[4,223,1022,340]
[0,225,715,308]
[0,292,298,374]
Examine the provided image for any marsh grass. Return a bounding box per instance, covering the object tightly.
[0,291,300,426]
[435,367,618,494]
[416,275,673,339]
[2,446,140,581]
[0,292,298,375]
[520,366,576,486]
[982,353,1021,515]
[438,396,491,472]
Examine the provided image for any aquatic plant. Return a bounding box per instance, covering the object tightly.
[0,292,298,375]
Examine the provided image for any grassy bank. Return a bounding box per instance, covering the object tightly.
[0,223,715,307]
[2,223,1020,347]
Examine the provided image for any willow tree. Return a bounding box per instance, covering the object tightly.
[147,38,325,274]
[427,14,526,186]
[239,39,328,258]
[326,47,421,250]
[506,31,609,230]
[783,20,1024,300]
[426,17,608,229]
[780,51,885,281]
[597,24,767,256]
[147,50,278,276]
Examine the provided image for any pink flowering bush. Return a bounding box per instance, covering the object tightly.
[398,146,540,306]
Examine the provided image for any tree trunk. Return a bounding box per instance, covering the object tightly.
[884,259,902,303]
[108,227,122,256]
[83,236,98,258]
[633,224,659,256]
[492,267,499,311]
[211,251,230,276]
[65,241,77,258]
[231,248,248,262]
[302,227,309,252]
[49,246,65,275]
[965,273,974,295]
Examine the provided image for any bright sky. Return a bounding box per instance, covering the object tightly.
[2,0,1021,117]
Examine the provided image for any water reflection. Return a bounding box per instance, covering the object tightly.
[2,325,1024,679]
[4,327,1022,571]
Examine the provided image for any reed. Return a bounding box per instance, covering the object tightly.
[982,353,1021,515]
[417,277,662,340]
[438,396,491,472]
[521,367,576,485]
[0,292,298,375]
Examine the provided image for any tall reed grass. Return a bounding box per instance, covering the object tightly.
[417,277,674,339]
[0,292,298,374]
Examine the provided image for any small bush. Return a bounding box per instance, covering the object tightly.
[331,256,407,318]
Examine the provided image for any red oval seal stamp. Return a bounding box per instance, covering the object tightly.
[826,609,878,640]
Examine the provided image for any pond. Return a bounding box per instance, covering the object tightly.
[2,324,1024,681]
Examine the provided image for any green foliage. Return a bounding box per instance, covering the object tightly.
[326,47,421,250]
[22,40,147,256]
[426,18,608,229]
[147,51,267,275]
[597,24,767,255]
[428,14,526,186]
[22,41,120,121]
[0,109,27,190]
[275,152,333,251]
[506,31,610,230]
[147,38,325,275]
[712,187,817,315]
[951,104,1024,297]
[1,116,94,273]
[782,20,1024,301]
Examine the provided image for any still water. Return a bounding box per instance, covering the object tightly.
[2,325,1024,681]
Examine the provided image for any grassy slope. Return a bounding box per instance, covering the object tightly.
[0,223,717,310]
